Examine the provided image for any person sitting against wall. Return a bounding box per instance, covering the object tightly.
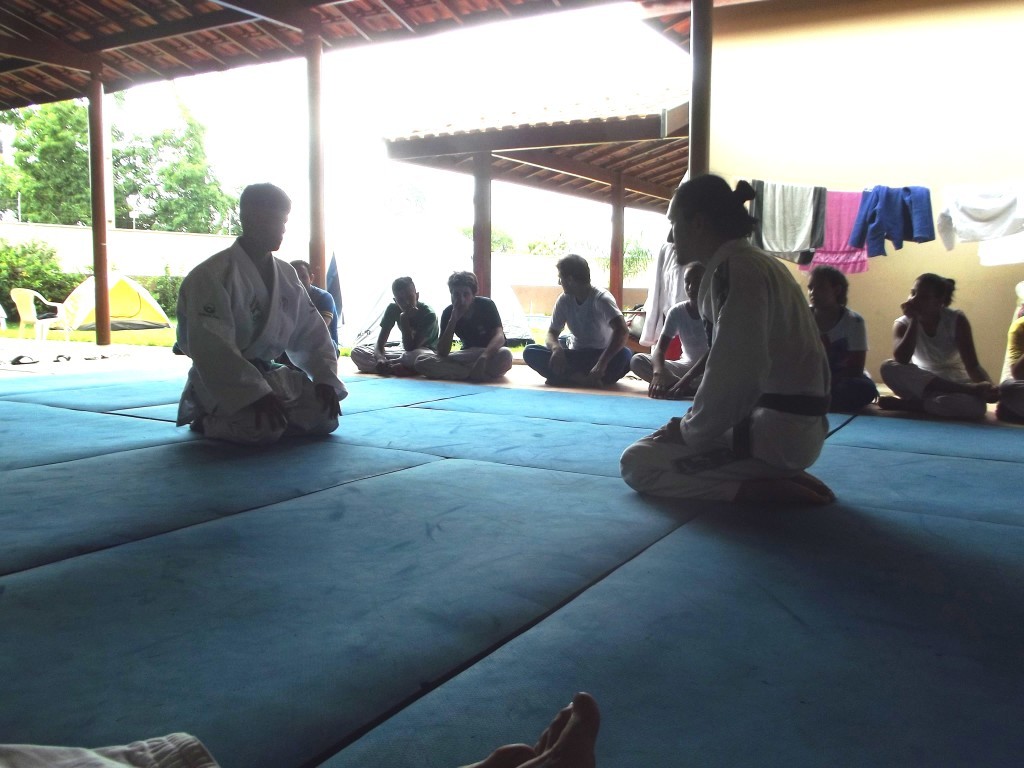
[879,273,998,420]
[415,271,513,382]
[621,175,834,505]
[807,265,878,412]
[629,260,710,399]
[350,276,439,377]
[996,283,1024,424]
[522,254,632,388]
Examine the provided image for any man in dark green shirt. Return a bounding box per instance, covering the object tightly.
[351,276,439,376]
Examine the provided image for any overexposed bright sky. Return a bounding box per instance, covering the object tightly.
[109,2,689,298]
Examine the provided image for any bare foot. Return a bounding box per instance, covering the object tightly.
[969,382,1000,403]
[736,475,835,505]
[463,693,600,768]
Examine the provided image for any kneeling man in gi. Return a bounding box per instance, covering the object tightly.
[175,183,347,445]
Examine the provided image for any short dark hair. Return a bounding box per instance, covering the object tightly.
[810,265,849,306]
[668,175,756,240]
[239,183,291,217]
[290,260,310,276]
[447,271,479,294]
[392,276,415,294]
[916,273,956,306]
[556,254,590,284]
[681,260,705,278]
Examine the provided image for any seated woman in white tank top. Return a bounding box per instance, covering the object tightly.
[879,272,998,420]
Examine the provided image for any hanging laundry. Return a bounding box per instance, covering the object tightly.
[848,185,935,257]
[801,190,869,274]
[936,185,1024,250]
[977,231,1024,267]
[749,180,826,262]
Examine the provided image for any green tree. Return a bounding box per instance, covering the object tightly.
[594,238,653,280]
[114,109,237,233]
[459,225,515,253]
[1,100,237,234]
[2,102,92,225]
[0,238,83,320]
[527,233,569,256]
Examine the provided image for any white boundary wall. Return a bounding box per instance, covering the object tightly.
[0,221,233,277]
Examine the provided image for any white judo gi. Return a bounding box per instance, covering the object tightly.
[176,240,348,445]
[621,239,830,501]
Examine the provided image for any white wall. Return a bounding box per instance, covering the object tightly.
[0,221,235,277]
[711,0,1024,376]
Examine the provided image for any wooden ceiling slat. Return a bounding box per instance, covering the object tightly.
[378,1,417,34]
[213,1,320,33]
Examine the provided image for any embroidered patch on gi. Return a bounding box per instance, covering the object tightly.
[250,298,264,325]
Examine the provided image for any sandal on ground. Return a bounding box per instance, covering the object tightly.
[10,355,38,365]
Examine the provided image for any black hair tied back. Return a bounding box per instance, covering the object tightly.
[733,180,756,204]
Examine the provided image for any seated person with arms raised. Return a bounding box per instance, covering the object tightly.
[290,260,338,351]
[629,260,709,399]
[808,265,878,412]
[997,286,1024,423]
[621,175,833,505]
[522,254,632,387]
[351,276,438,376]
[175,183,346,445]
[415,271,513,381]
[879,273,998,420]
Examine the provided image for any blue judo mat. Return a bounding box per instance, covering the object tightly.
[1,371,1021,768]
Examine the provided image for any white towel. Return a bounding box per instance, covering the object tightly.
[759,181,816,254]
[937,185,1024,250]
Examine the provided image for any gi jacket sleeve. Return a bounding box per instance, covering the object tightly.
[176,266,274,415]
[284,289,348,399]
[681,255,770,447]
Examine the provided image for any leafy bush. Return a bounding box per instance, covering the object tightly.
[132,266,183,316]
[0,238,83,321]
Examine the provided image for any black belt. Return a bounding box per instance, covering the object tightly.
[732,392,830,458]
[757,392,831,417]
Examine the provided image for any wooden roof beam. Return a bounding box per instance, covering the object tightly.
[212,1,320,32]
[387,116,664,160]
[0,9,101,73]
[493,147,674,201]
[76,10,248,53]
[378,2,417,34]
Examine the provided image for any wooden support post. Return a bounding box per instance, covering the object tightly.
[473,152,492,297]
[610,172,624,306]
[87,74,110,345]
[306,29,326,285]
[689,0,712,178]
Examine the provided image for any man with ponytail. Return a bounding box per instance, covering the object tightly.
[621,175,835,505]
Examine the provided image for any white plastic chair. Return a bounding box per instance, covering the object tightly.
[10,288,70,342]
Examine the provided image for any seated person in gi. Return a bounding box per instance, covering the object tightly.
[415,270,514,381]
[290,260,339,351]
[175,183,346,445]
[879,273,998,420]
[350,276,438,376]
[807,265,878,412]
[629,260,710,399]
[620,175,834,505]
[996,282,1024,424]
[522,254,632,387]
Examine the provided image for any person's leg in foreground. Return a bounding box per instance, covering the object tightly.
[462,692,600,768]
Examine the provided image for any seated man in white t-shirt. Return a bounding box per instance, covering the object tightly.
[522,254,632,387]
[630,260,709,399]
